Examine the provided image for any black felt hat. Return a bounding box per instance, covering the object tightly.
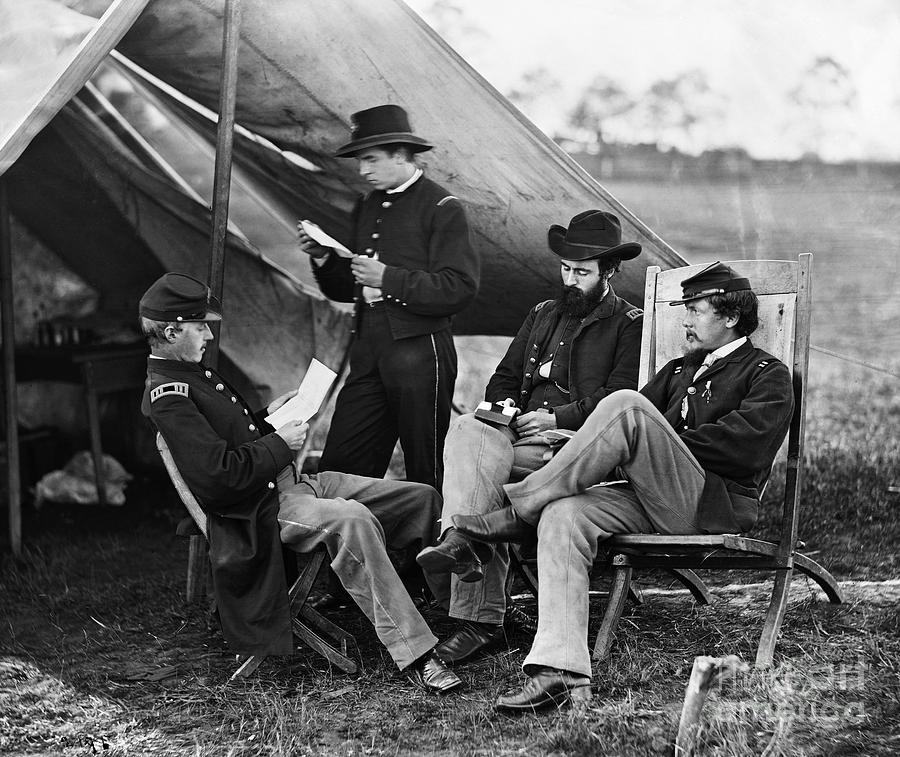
[670,262,752,305]
[139,273,222,322]
[547,210,642,262]
[334,104,433,158]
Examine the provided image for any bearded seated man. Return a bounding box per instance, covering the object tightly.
[415,210,644,667]
[453,262,795,710]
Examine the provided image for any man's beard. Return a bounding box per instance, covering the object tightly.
[559,283,607,317]
[682,346,713,374]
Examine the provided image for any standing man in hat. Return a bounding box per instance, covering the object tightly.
[297,104,480,490]
[415,210,643,666]
[140,272,463,693]
[453,262,795,710]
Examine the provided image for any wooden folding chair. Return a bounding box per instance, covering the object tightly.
[593,254,843,667]
[156,433,359,678]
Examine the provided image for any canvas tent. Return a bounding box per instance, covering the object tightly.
[1,0,686,552]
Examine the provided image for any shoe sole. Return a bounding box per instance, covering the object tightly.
[407,671,464,694]
[496,685,591,712]
[417,547,484,582]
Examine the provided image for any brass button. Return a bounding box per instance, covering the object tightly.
[248,424,256,431]
[231,397,237,403]
[687,387,697,395]
[215,383,224,391]
[204,370,212,378]
[365,247,374,254]
[525,373,531,379]
[372,232,380,239]
[382,201,391,208]
[244,409,249,415]
[267,482,275,489]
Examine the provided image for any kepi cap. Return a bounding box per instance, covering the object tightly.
[670,262,752,305]
[139,273,222,322]
[548,210,641,262]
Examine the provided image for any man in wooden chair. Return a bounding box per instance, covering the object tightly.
[139,272,461,693]
[454,262,794,710]
[414,210,643,667]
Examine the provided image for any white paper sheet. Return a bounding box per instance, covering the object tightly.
[300,219,354,258]
[265,359,338,427]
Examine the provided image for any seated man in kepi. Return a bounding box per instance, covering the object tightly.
[415,210,643,666]
[139,272,461,693]
[454,262,795,710]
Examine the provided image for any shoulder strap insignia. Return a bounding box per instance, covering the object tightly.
[436,195,459,207]
[673,363,684,374]
[757,360,770,368]
[624,307,643,321]
[533,299,554,312]
[150,382,190,403]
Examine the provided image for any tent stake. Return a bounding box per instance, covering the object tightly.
[206,0,242,369]
[0,179,21,557]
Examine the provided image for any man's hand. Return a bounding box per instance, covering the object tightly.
[297,223,330,260]
[512,409,557,437]
[267,390,296,415]
[275,420,309,451]
[351,255,386,288]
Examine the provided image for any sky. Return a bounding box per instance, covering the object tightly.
[404,0,900,161]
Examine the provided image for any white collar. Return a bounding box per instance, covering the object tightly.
[386,168,422,194]
[709,336,747,361]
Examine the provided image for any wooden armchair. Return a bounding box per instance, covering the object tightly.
[156,433,359,678]
[594,254,843,667]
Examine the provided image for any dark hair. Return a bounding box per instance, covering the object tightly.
[383,143,417,162]
[707,290,759,336]
[598,256,621,277]
[140,316,181,346]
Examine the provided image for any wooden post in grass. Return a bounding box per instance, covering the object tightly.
[205,0,242,369]
[0,178,21,557]
[675,655,749,756]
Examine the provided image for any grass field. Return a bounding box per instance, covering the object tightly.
[2,172,899,755]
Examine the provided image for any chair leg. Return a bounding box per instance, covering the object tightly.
[186,535,207,603]
[668,568,713,605]
[230,654,264,681]
[756,568,793,667]
[792,552,844,604]
[508,544,539,598]
[593,565,632,661]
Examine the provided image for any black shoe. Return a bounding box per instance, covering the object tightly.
[452,507,535,544]
[495,666,591,711]
[416,528,484,583]
[504,602,538,636]
[435,620,504,665]
[407,651,463,694]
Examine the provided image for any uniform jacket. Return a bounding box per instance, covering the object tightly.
[640,340,794,533]
[141,358,295,656]
[484,287,643,430]
[312,175,480,339]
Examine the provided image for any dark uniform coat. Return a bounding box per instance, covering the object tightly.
[640,339,794,532]
[310,174,480,487]
[141,358,295,655]
[484,287,643,430]
[312,175,480,337]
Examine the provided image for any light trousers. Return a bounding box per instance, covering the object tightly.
[503,390,706,678]
[277,468,440,670]
[439,413,549,624]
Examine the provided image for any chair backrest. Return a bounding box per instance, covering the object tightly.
[156,432,208,539]
[639,256,812,554]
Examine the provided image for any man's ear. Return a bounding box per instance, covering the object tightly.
[723,311,740,329]
[164,325,179,343]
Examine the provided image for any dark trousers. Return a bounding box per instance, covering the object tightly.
[319,305,457,489]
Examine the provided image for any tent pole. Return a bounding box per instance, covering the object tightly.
[0,179,21,557]
[206,0,242,369]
